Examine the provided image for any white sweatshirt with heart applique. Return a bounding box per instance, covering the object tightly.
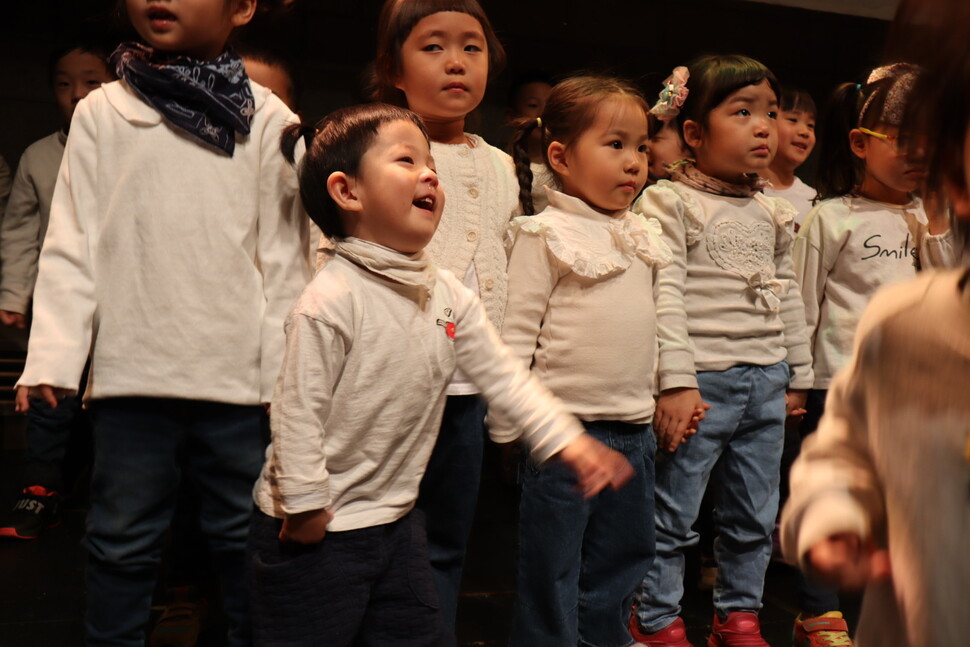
[633,180,813,391]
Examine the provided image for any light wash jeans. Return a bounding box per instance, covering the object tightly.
[635,362,788,632]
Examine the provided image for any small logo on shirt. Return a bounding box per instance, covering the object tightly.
[437,307,456,340]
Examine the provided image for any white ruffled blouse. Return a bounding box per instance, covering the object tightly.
[492,189,671,441]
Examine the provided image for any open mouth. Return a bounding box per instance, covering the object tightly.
[147,6,177,22]
[413,196,436,211]
[791,142,808,152]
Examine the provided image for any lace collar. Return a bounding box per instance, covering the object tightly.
[509,189,672,278]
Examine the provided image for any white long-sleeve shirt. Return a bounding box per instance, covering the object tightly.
[492,190,671,441]
[782,268,970,647]
[793,195,953,388]
[17,79,310,404]
[253,240,583,531]
[633,180,814,390]
[0,131,66,315]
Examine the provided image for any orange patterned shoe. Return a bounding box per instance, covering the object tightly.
[793,612,853,647]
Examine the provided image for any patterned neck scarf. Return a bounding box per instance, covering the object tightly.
[111,42,254,156]
[669,160,769,198]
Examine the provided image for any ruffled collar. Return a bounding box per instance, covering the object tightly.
[324,237,436,299]
[510,189,672,278]
[670,160,768,197]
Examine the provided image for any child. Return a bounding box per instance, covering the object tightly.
[239,46,298,111]
[629,55,814,647]
[14,0,310,644]
[786,63,953,645]
[499,75,671,646]
[371,0,521,635]
[505,70,555,212]
[647,67,691,186]
[763,87,818,228]
[248,101,634,646]
[782,3,970,644]
[0,40,113,540]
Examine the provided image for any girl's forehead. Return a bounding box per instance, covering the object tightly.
[722,79,777,103]
[593,98,648,125]
[410,10,485,37]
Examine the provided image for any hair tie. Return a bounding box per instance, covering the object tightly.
[855,83,862,92]
[650,66,690,122]
[535,117,542,129]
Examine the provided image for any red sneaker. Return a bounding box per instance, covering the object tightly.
[629,615,693,647]
[707,612,769,647]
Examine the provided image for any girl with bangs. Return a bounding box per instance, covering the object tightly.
[630,55,813,647]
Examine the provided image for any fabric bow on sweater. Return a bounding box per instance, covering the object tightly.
[747,270,789,313]
[111,42,254,155]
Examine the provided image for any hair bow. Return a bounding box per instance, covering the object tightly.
[650,66,690,122]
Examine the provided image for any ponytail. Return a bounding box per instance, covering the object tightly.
[509,117,543,215]
[814,82,865,201]
[280,122,317,165]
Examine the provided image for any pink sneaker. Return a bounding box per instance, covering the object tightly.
[629,615,693,647]
[707,612,769,647]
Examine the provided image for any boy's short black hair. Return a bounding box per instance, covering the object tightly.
[48,37,113,84]
[280,103,430,239]
[234,42,301,105]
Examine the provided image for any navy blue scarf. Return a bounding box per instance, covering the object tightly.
[111,42,254,156]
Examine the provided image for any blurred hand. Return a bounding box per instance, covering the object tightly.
[807,532,891,590]
[0,310,26,329]
[655,388,710,452]
[15,384,72,412]
[557,433,634,498]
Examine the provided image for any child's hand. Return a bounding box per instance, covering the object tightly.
[655,388,710,453]
[15,384,72,412]
[807,532,891,590]
[279,508,334,545]
[557,434,634,498]
[786,389,808,419]
[0,310,26,329]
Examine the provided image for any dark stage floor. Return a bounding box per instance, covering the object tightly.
[0,414,859,646]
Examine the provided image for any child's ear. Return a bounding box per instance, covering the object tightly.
[231,0,258,28]
[849,129,868,160]
[327,172,362,213]
[682,120,704,151]
[547,141,569,177]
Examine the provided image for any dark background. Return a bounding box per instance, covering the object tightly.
[0,0,891,177]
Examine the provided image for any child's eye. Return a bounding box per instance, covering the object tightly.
[398,157,414,165]
[736,108,751,117]
[421,43,443,52]
[610,140,623,149]
[464,44,482,52]
[87,80,102,87]
[786,117,798,124]
[767,111,778,119]
[807,123,816,130]
[638,144,648,154]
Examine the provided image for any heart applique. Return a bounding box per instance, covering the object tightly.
[706,219,775,278]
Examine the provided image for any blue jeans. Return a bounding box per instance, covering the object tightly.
[511,421,656,647]
[84,398,268,647]
[416,394,486,642]
[23,395,82,490]
[635,363,787,632]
